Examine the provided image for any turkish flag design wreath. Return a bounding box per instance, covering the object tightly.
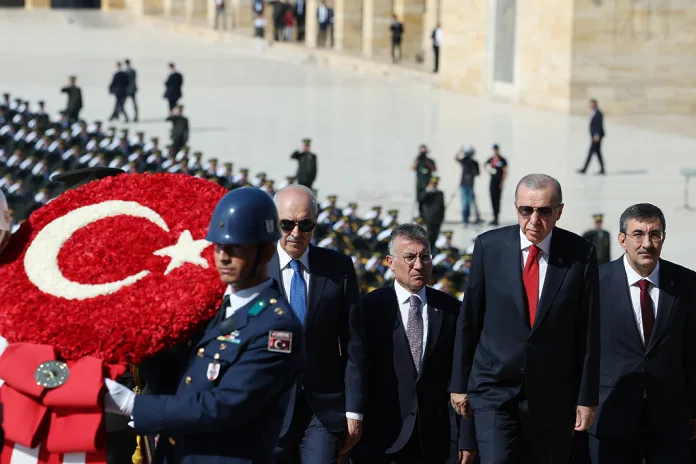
[0,173,229,464]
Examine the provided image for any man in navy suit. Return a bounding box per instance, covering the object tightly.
[450,173,600,463]
[104,187,305,464]
[578,98,606,175]
[271,185,367,464]
[586,203,696,464]
[163,62,184,114]
[354,223,476,464]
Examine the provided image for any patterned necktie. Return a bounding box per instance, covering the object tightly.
[637,280,655,345]
[523,245,540,326]
[407,295,424,372]
[289,260,307,324]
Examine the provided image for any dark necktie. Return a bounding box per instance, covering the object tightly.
[523,245,540,326]
[407,295,424,372]
[637,279,655,345]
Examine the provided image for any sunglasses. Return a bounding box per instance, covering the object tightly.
[280,219,317,233]
[516,205,561,218]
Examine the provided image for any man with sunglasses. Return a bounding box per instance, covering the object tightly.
[270,185,366,464]
[584,203,696,464]
[450,173,600,464]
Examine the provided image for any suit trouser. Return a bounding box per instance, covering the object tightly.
[588,401,690,464]
[474,400,573,464]
[426,222,441,249]
[275,393,343,464]
[581,138,605,172]
[433,46,440,72]
[111,95,128,120]
[126,93,138,119]
[351,417,435,464]
[167,97,179,111]
[489,185,502,221]
[392,41,402,63]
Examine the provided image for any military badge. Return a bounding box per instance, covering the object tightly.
[207,362,221,381]
[217,330,241,344]
[268,331,293,354]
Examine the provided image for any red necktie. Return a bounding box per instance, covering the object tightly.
[637,279,655,345]
[523,245,540,326]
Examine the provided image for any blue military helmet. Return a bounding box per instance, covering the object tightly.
[206,187,281,245]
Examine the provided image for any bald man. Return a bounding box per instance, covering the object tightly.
[270,185,367,464]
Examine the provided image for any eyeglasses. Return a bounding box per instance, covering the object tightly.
[391,253,433,265]
[625,230,664,244]
[516,205,561,218]
[279,219,316,233]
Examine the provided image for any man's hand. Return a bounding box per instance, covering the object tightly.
[450,393,471,418]
[689,419,696,440]
[339,418,362,456]
[574,405,596,431]
[593,135,600,142]
[458,449,477,464]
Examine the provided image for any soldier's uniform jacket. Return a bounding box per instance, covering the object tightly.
[582,228,611,265]
[290,150,317,187]
[133,280,305,464]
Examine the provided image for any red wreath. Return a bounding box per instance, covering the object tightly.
[0,173,228,459]
[0,173,228,364]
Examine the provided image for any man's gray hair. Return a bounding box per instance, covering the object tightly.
[388,223,430,256]
[514,173,563,204]
[273,184,319,218]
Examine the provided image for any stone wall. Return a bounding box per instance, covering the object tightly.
[570,0,696,115]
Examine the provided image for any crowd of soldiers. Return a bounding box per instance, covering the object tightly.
[0,92,474,297]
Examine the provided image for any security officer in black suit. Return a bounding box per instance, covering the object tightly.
[290,137,317,189]
[418,176,445,249]
[104,187,305,464]
[163,63,184,114]
[60,75,83,124]
[109,62,130,123]
[582,214,611,265]
[578,99,606,175]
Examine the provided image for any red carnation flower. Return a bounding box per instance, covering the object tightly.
[0,173,228,365]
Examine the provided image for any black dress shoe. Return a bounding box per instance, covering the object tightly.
[576,169,586,174]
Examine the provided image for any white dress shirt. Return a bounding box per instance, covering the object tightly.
[276,243,362,421]
[223,278,273,319]
[520,229,553,301]
[393,281,428,362]
[623,255,660,345]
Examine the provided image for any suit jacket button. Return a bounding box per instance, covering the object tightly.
[185,376,192,384]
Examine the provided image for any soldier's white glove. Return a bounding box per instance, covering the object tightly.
[104,378,135,416]
[0,334,8,387]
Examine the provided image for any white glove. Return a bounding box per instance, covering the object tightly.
[104,378,136,417]
[0,334,7,388]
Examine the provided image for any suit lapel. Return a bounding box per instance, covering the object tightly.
[501,227,527,324]
[611,258,645,349]
[647,260,676,353]
[306,246,327,328]
[531,231,570,333]
[419,287,443,380]
[269,253,285,298]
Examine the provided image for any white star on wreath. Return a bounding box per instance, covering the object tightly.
[153,230,212,275]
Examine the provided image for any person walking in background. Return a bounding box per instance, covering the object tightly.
[294,0,305,41]
[214,0,227,30]
[316,0,330,47]
[450,173,600,464]
[284,5,294,41]
[290,137,317,189]
[412,144,436,218]
[586,203,696,464]
[390,15,404,64]
[578,98,606,175]
[456,145,482,226]
[431,23,442,73]
[484,144,507,226]
[254,13,267,50]
[60,75,83,124]
[108,61,129,123]
[163,62,183,115]
[124,59,138,122]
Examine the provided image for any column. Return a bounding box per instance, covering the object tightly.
[400,0,425,62]
[184,0,194,20]
[25,0,50,8]
[305,0,318,48]
[332,0,345,50]
[421,0,438,70]
[236,0,253,31]
[340,0,362,52]
[163,0,173,16]
[361,0,373,57]
[361,0,392,59]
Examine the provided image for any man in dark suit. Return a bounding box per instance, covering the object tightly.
[124,59,139,122]
[60,75,83,124]
[290,137,318,189]
[354,223,476,464]
[109,62,130,122]
[270,184,366,464]
[163,62,183,114]
[418,176,445,248]
[294,0,306,41]
[166,105,189,154]
[578,99,605,175]
[450,173,600,463]
[586,203,696,464]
